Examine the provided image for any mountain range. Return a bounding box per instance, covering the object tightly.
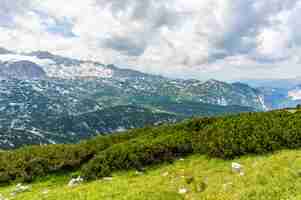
[240,78,301,109]
[0,47,283,149]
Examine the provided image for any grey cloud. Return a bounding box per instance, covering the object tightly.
[205,0,299,63]
[96,0,181,58]
[0,0,32,27]
[103,36,147,56]
[2,0,301,80]
[97,0,179,28]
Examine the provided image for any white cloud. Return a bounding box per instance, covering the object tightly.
[1,0,301,80]
[0,54,54,65]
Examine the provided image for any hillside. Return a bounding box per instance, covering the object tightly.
[0,48,264,149]
[0,150,300,200]
[0,108,300,183]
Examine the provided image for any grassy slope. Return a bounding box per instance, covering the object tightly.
[1,149,300,200]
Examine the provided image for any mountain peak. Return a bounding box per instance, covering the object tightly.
[28,51,55,59]
[0,47,13,55]
[0,60,47,79]
[203,79,227,86]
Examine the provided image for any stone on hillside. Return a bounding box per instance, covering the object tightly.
[232,162,243,173]
[103,177,113,181]
[68,176,84,187]
[11,183,30,196]
[42,189,50,195]
[162,172,169,177]
[0,194,8,200]
[178,187,188,194]
[135,171,144,175]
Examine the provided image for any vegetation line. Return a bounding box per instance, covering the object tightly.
[0,108,300,184]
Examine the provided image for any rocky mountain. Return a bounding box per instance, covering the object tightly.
[240,78,301,110]
[0,47,13,55]
[0,60,47,79]
[0,47,265,149]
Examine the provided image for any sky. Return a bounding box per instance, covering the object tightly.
[1,0,301,81]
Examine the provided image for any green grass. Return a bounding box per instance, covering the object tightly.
[1,149,301,200]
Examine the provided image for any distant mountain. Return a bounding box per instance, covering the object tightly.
[0,48,265,149]
[0,60,47,79]
[0,47,13,55]
[256,84,301,110]
[184,80,266,110]
[241,78,301,89]
[240,78,301,109]
[27,51,81,66]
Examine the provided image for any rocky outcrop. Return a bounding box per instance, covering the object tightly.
[0,60,47,79]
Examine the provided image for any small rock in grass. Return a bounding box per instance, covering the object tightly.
[0,194,8,200]
[162,172,169,177]
[15,183,30,192]
[135,171,144,175]
[11,183,30,196]
[68,176,84,187]
[179,158,185,161]
[103,177,113,181]
[178,187,188,194]
[42,189,50,195]
[232,162,243,173]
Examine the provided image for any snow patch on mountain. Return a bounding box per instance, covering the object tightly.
[0,53,114,79]
[43,62,113,79]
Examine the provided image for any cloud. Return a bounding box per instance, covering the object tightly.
[1,0,301,80]
[0,0,31,27]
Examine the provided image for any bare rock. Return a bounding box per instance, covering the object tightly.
[11,183,30,196]
[178,187,188,194]
[68,176,84,187]
[0,194,8,200]
[162,172,169,177]
[135,171,144,175]
[102,177,113,181]
[232,162,243,173]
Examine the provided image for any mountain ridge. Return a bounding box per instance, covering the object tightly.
[0,47,267,149]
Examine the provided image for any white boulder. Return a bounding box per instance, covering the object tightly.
[102,177,113,181]
[68,176,84,187]
[11,183,30,196]
[178,187,188,194]
[0,194,8,200]
[231,162,243,173]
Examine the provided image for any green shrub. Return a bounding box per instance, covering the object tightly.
[0,110,301,183]
[0,127,150,183]
[193,111,301,159]
[81,131,193,180]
